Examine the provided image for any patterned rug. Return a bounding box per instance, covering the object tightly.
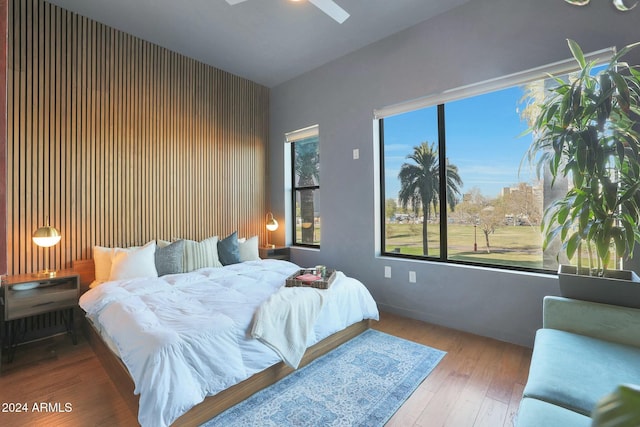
[202,329,446,427]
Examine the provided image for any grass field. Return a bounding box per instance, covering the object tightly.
[297,222,614,270]
[385,223,546,269]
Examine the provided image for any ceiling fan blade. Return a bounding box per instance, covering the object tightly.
[308,0,350,24]
[226,0,249,5]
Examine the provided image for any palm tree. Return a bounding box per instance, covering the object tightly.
[398,142,463,255]
[295,140,320,244]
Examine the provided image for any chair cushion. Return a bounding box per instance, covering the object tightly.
[515,397,591,427]
[523,329,640,416]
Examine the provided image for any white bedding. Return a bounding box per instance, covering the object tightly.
[79,259,379,427]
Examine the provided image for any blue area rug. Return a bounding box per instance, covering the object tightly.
[202,329,446,427]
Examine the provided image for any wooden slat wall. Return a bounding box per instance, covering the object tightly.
[6,0,269,275]
[0,0,7,275]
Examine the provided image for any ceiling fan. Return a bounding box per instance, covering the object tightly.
[225,0,350,24]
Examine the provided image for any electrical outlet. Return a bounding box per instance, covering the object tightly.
[353,148,359,160]
[409,271,416,283]
[384,266,391,278]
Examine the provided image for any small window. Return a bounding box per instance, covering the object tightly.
[286,125,320,247]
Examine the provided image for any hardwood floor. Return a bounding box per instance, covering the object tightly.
[0,312,532,427]
[377,312,532,427]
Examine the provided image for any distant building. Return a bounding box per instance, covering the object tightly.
[501,182,543,204]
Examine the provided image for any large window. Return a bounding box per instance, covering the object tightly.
[287,125,320,247]
[379,51,614,272]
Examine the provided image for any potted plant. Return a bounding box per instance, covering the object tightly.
[526,39,640,307]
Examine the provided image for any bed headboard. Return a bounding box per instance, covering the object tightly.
[72,259,95,294]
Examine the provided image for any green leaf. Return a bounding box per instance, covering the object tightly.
[612,72,631,111]
[576,138,587,172]
[603,181,618,210]
[600,72,612,94]
[544,225,563,251]
[596,231,611,263]
[566,232,582,260]
[561,90,574,128]
[567,39,586,69]
[572,84,582,114]
[616,140,626,165]
[612,228,626,260]
[574,170,585,188]
[610,41,640,64]
[619,181,640,205]
[579,203,591,231]
[557,203,571,225]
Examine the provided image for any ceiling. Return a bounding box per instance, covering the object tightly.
[47,0,472,87]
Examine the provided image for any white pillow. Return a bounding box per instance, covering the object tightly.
[238,236,260,261]
[93,246,116,283]
[182,236,222,272]
[93,242,149,284]
[110,242,158,280]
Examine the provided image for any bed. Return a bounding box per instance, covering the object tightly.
[74,257,379,427]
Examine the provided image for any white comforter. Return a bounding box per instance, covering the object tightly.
[79,260,379,427]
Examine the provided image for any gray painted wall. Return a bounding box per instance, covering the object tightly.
[268,0,640,347]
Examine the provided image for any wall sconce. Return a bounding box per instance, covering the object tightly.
[32,218,61,277]
[265,212,279,248]
[564,0,637,11]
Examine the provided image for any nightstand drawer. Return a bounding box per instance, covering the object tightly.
[259,246,290,261]
[6,288,78,320]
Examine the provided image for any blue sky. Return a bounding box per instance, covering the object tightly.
[383,85,537,200]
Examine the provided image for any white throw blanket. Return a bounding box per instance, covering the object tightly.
[250,286,326,368]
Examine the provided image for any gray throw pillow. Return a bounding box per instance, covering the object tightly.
[218,231,240,266]
[155,240,185,276]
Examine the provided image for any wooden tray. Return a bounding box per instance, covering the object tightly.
[285,269,336,289]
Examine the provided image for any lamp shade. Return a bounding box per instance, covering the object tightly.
[32,224,62,248]
[266,213,279,232]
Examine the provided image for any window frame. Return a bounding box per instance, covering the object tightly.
[287,126,321,248]
[377,48,615,274]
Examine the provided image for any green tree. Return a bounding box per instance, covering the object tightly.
[295,140,319,244]
[398,142,463,255]
[385,198,398,222]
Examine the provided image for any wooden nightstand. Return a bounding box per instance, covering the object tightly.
[1,271,79,368]
[259,246,291,261]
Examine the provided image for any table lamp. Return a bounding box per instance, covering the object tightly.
[265,212,279,248]
[32,218,61,277]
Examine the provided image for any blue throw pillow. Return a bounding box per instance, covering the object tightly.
[218,231,240,266]
[155,240,185,276]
